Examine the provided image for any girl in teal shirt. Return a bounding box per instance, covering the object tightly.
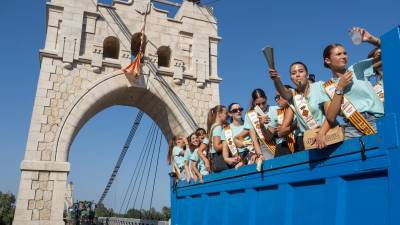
[269,62,331,149]
[207,105,230,172]
[323,27,383,138]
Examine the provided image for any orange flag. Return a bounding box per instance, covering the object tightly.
[123,52,142,79]
[123,4,149,79]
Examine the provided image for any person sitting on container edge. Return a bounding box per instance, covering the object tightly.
[269,61,331,149]
[184,132,199,182]
[207,105,230,172]
[167,135,187,180]
[195,128,211,173]
[222,103,256,168]
[323,27,383,139]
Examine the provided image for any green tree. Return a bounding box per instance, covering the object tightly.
[161,206,170,220]
[95,203,114,217]
[0,192,16,225]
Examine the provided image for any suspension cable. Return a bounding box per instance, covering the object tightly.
[123,123,157,213]
[118,121,155,213]
[149,129,163,210]
[140,128,160,210]
[131,125,159,209]
[97,110,144,205]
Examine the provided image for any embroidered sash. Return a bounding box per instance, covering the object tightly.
[247,110,276,155]
[223,125,239,156]
[277,107,296,153]
[292,91,319,130]
[324,80,376,135]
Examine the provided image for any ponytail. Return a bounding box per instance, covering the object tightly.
[206,105,226,135]
[167,136,177,165]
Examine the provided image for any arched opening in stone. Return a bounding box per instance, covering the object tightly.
[157,46,171,67]
[53,72,196,219]
[68,106,172,215]
[131,33,147,57]
[103,36,120,59]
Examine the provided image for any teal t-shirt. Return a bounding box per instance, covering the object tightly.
[221,122,251,153]
[290,81,330,133]
[330,59,384,117]
[184,149,194,162]
[243,105,281,143]
[173,146,185,168]
[190,149,209,176]
[209,125,222,154]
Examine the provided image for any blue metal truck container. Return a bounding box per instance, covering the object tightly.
[170,26,400,225]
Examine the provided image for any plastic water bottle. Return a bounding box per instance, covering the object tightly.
[349,30,362,45]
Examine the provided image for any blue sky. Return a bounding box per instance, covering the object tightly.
[0,0,399,212]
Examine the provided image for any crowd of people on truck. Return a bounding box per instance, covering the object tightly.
[167,27,384,183]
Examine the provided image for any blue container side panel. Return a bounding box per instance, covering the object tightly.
[205,193,223,225]
[291,179,335,225]
[255,185,285,225]
[344,171,389,225]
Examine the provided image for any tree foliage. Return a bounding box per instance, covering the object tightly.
[0,192,16,225]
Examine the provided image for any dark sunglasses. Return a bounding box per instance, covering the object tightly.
[230,107,243,113]
[274,95,281,101]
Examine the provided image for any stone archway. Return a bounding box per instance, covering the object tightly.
[13,66,199,225]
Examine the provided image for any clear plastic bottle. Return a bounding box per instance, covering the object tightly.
[349,30,362,45]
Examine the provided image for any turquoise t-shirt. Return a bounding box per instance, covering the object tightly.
[221,122,251,153]
[290,81,330,133]
[243,105,281,143]
[173,146,185,168]
[184,149,194,162]
[190,149,209,176]
[330,59,384,117]
[209,125,222,154]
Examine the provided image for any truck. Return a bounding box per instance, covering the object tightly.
[170,26,400,225]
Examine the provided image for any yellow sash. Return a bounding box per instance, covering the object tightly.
[277,107,296,153]
[323,80,376,135]
[247,110,276,155]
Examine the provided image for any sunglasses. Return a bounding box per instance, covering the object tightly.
[274,95,281,102]
[230,107,243,113]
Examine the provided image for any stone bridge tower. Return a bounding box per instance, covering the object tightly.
[13,0,221,224]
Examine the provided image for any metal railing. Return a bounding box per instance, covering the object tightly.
[97,217,168,225]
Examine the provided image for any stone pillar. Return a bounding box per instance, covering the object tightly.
[13,161,69,225]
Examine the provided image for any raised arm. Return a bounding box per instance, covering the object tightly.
[354,27,382,66]
[268,68,293,101]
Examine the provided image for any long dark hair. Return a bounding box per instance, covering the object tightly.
[250,88,267,110]
[323,43,344,68]
[167,136,177,165]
